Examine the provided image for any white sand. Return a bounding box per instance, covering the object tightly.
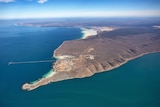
[46,71,57,78]
[81,27,116,39]
[42,69,57,78]
[55,55,75,60]
[55,56,67,59]
[81,28,98,39]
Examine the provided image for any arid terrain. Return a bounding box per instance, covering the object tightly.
[22,25,160,91]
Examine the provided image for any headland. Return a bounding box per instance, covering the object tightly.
[22,25,160,91]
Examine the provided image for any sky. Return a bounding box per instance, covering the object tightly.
[0,0,160,19]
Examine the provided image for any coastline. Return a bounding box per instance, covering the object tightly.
[103,51,160,73]
[53,27,99,58]
[80,26,116,39]
[42,69,56,78]
[29,69,56,84]
[22,51,160,91]
[22,27,99,90]
[80,27,98,39]
[22,26,160,91]
[43,27,100,79]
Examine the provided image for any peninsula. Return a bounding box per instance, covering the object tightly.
[22,25,160,91]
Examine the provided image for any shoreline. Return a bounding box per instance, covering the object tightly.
[53,26,116,56]
[42,69,56,78]
[22,27,99,90]
[102,51,160,74]
[22,26,160,91]
[29,69,56,84]
[80,26,116,39]
[22,51,160,91]
[80,27,98,39]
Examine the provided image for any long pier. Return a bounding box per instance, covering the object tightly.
[8,60,56,65]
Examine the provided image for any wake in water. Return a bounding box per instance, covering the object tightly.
[8,60,55,65]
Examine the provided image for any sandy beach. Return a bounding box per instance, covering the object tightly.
[81,27,116,39]
[42,69,57,78]
[81,28,98,39]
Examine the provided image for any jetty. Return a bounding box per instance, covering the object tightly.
[8,60,55,65]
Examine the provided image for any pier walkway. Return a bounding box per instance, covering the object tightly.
[8,60,55,65]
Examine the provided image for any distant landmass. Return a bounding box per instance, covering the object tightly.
[21,18,160,91]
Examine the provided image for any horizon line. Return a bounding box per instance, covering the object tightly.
[1,16,160,20]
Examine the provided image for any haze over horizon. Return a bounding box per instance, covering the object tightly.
[0,0,160,19]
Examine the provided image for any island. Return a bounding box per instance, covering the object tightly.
[22,25,160,91]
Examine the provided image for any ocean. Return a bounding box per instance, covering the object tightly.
[0,20,160,107]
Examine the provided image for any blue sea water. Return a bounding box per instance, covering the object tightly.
[0,20,160,107]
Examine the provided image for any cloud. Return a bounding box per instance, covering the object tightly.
[0,0,15,3]
[37,0,47,4]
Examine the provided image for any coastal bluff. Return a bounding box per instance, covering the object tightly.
[22,27,160,91]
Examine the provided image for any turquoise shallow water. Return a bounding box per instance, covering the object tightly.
[0,20,160,107]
